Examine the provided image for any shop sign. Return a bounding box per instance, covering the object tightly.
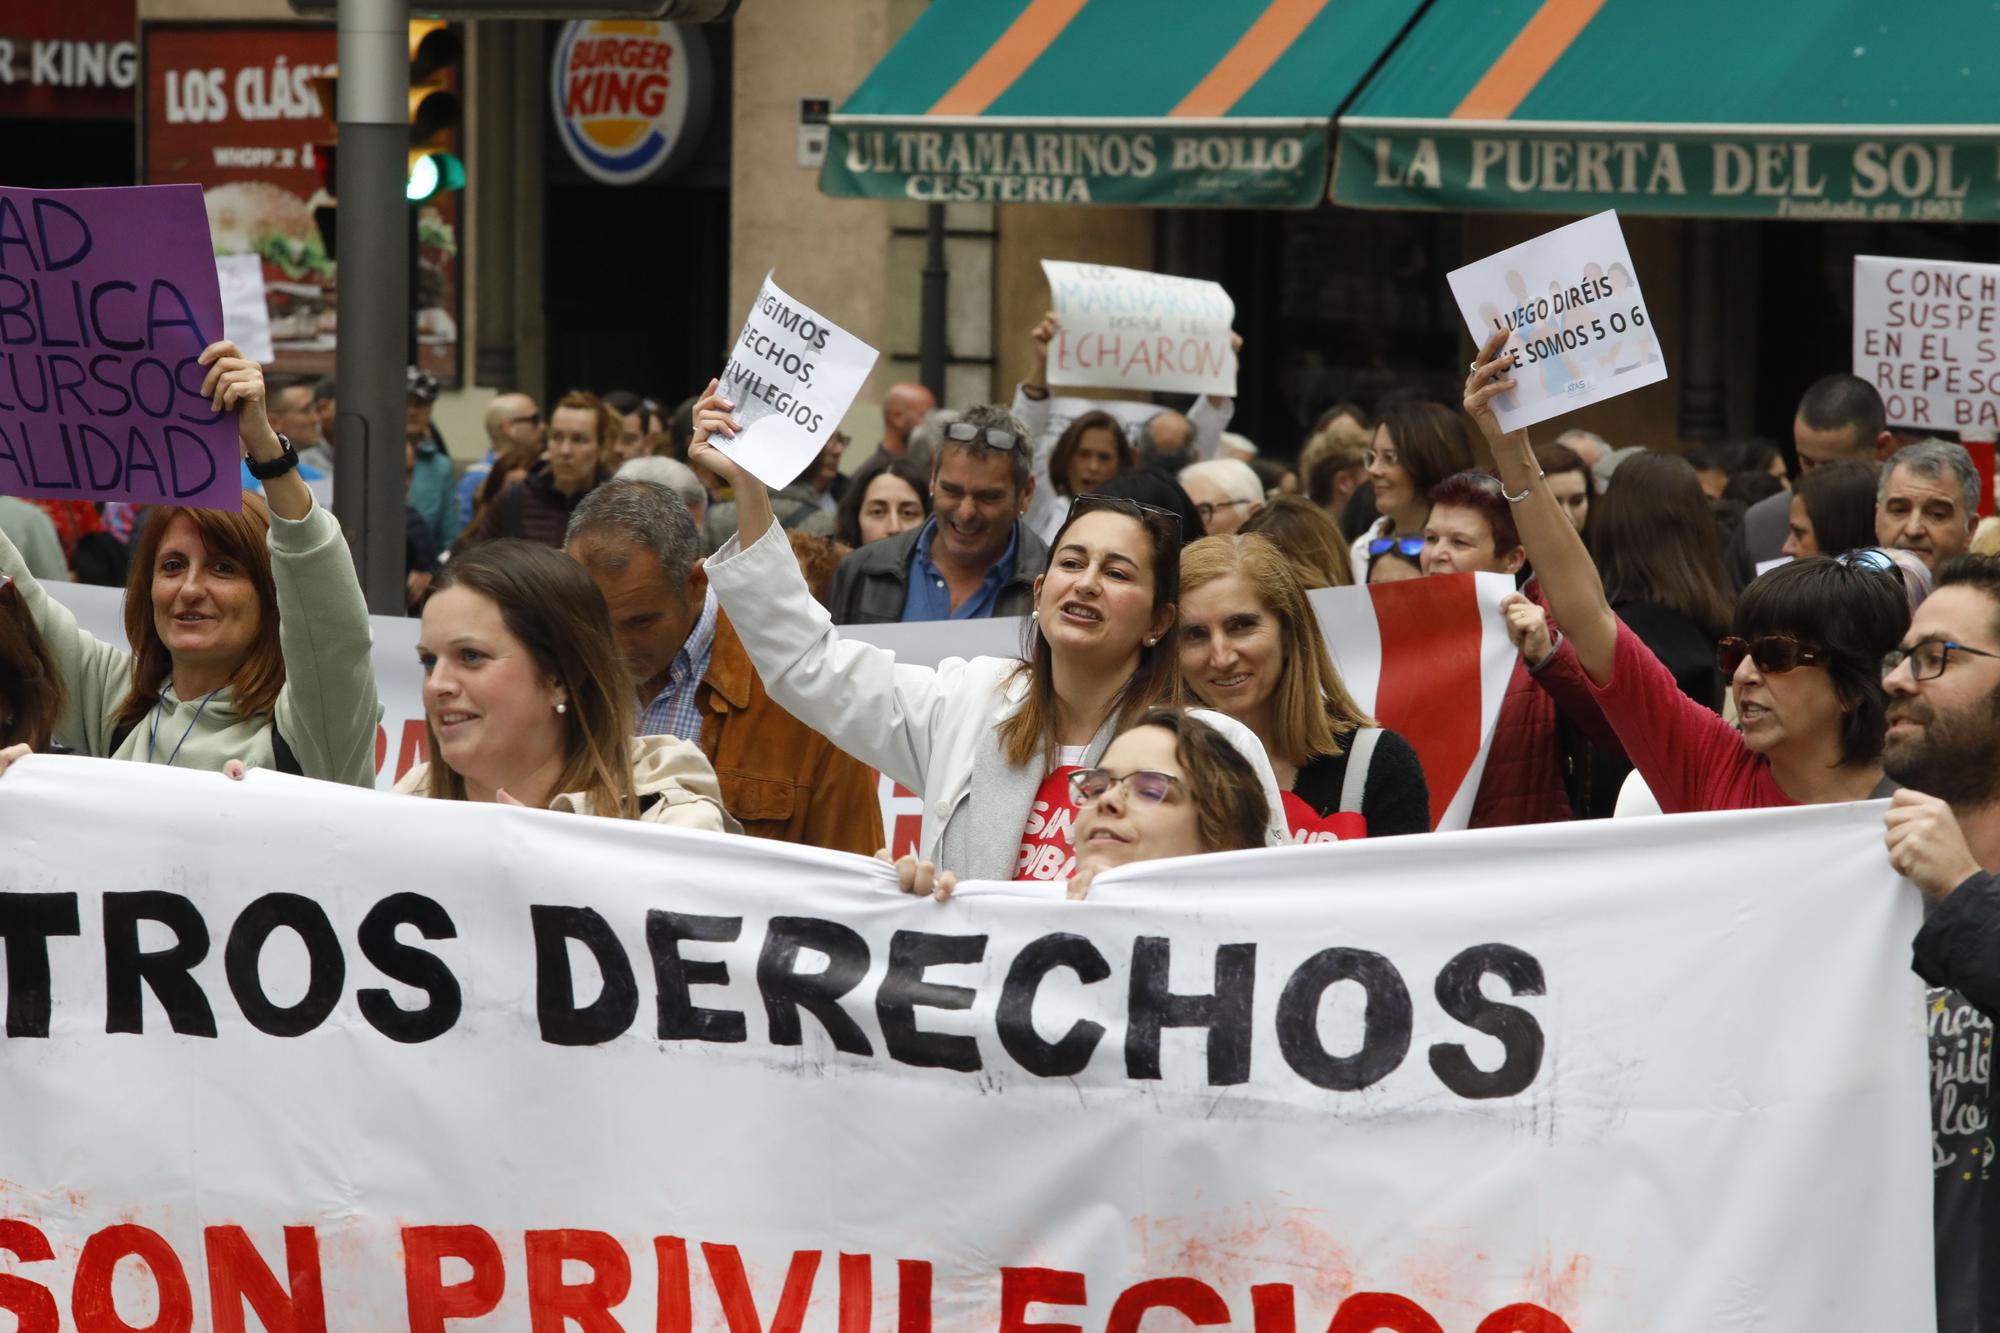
[550,19,711,185]
[821,122,1327,208]
[0,0,137,121]
[1336,124,2000,221]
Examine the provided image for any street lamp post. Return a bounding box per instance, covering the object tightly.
[333,0,413,614]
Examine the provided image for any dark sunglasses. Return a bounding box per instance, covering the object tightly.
[1717,634,1829,676]
[1068,767,1185,805]
[1368,535,1427,558]
[1064,492,1183,539]
[1837,548,1898,575]
[942,421,1029,454]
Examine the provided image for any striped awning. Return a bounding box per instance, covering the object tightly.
[820,0,1427,208]
[1334,0,2000,219]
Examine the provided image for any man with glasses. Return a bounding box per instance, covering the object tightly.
[458,392,547,529]
[1177,458,1264,535]
[827,403,1048,625]
[1880,554,2000,1333]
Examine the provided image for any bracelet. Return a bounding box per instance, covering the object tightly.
[1021,383,1049,401]
[1525,628,1566,673]
[1501,469,1544,504]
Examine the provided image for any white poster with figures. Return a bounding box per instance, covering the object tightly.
[1447,210,1666,432]
[1853,254,2000,432]
[1042,260,1237,397]
[713,272,878,490]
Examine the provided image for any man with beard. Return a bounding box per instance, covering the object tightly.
[1881,554,2000,1333]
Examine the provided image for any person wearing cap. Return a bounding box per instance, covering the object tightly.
[404,366,459,548]
[824,403,1051,625]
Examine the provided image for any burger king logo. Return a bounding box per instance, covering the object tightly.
[551,20,711,186]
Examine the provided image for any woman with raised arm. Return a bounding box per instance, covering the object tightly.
[0,340,380,784]
[1466,332,1908,811]
[688,381,1188,884]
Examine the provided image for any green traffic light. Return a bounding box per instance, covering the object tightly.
[405,152,466,202]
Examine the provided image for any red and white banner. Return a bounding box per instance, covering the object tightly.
[0,756,1933,1330]
[49,572,1516,835]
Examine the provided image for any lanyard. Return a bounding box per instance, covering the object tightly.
[147,686,224,768]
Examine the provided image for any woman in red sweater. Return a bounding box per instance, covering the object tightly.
[1466,334,1909,812]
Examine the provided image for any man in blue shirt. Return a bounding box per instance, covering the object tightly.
[826,403,1049,625]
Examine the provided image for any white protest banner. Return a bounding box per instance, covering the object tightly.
[0,756,1932,1329]
[216,252,276,365]
[1853,254,2000,433]
[46,569,1517,836]
[715,272,878,490]
[1042,260,1237,397]
[1447,210,1667,433]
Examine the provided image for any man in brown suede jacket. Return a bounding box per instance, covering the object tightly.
[565,479,882,855]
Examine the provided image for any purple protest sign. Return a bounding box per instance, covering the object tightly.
[0,183,241,511]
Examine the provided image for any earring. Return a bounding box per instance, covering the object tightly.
[1144,637,1157,647]
[1030,610,1038,621]
[554,701,567,715]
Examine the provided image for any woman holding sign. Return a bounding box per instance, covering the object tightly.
[690,381,1194,883]
[0,341,380,784]
[1466,331,1909,811]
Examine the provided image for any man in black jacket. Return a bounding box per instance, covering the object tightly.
[1882,554,2000,1333]
[827,403,1048,625]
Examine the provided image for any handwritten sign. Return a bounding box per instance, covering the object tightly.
[713,272,877,490]
[1042,260,1236,397]
[0,184,239,510]
[1853,254,2000,433]
[1447,210,1666,433]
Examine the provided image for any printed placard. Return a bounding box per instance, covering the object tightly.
[713,272,878,490]
[216,252,275,365]
[1853,254,2000,433]
[1042,259,1237,397]
[0,183,240,509]
[1447,210,1667,433]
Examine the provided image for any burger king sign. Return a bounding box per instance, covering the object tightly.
[551,20,712,186]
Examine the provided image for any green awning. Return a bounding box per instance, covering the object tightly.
[822,0,1425,208]
[1335,0,2000,220]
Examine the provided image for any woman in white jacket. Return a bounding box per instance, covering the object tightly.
[690,383,1184,882]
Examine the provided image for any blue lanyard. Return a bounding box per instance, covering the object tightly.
[146,686,224,768]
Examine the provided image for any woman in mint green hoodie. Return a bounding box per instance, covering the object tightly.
[0,340,381,786]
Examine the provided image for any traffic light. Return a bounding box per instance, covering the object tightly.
[406,21,464,202]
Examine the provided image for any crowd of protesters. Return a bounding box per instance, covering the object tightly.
[5,299,2000,1328]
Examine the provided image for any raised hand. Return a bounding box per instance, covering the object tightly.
[1462,328,1520,447]
[1500,592,1554,664]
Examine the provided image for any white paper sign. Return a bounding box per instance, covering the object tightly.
[1042,259,1237,396]
[215,252,275,365]
[715,272,877,489]
[0,757,1934,1330]
[1447,210,1666,432]
[1853,254,2000,432]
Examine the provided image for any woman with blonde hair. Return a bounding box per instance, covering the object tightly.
[1178,533,1430,837]
[395,538,733,829]
[1238,494,1354,589]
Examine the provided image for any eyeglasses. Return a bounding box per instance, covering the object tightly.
[1717,634,1829,676]
[509,413,543,427]
[942,421,1029,454]
[1363,449,1401,469]
[1368,535,1427,558]
[1883,640,2000,681]
[1195,498,1254,522]
[1068,767,1186,806]
[1062,493,1183,539]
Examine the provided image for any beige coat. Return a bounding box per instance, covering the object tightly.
[395,734,739,832]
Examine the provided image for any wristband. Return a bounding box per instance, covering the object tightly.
[1501,469,1544,504]
[1525,628,1566,673]
[245,434,299,481]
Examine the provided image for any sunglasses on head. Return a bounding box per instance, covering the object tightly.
[1068,767,1185,806]
[1063,493,1183,539]
[1716,634,1829,676]
[942,421,1029,454]
[1368,535,1426,558]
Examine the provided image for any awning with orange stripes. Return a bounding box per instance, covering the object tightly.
[1335,1,2000,220]
[820,0,1426,208]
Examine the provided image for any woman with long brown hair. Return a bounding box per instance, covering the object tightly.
[689,382,1185,883]
[0,574,66,759]
[394,539,733,827]
[0,340,380,783]
[1348,400,1478,584]
[1178,534,1430,837]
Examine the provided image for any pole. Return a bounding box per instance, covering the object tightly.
[333,0,410,615]
[918,203,947,402]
